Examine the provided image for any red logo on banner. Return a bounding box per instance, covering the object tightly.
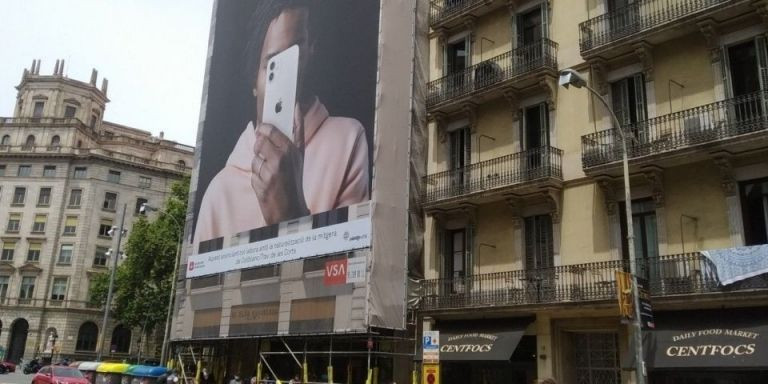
[324,259,347,286]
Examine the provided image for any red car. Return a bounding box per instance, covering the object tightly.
[0,360,17,373]
[32,366,89,384]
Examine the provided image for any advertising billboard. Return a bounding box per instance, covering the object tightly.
[176,0,422,337]
[188,0,379,276]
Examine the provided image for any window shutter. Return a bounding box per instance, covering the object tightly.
[524,217,535,270]
[720,46,733,99]
[755,36,768,92]
[465,224,475,277]
[540,103,550,147]
[519,108,526,150]
[437,228,446,279]
[540,1,550,39]
[633,73,648,121]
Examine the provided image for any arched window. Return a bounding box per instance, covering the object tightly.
[176,160,186,171]
[50,135,61,147]
[25,135,35,146]
[75,321,99,351]
[111,324,131,353]
[1,135,9,145]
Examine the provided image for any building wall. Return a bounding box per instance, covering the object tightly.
[0,65,193,361]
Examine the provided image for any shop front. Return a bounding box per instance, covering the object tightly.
[435,318,536,384]
[644,308,768,384]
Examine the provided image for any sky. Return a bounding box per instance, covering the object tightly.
[0,0,214,146]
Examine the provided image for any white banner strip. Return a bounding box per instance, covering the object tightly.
[187,218,372,278]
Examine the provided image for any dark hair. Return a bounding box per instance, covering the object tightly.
[243,0,314,89]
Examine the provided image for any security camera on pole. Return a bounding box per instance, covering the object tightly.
[558,68,647,384]
[97,204,128,361]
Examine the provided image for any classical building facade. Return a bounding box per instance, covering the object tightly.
[420,1,768,383]
[0,60,194,363]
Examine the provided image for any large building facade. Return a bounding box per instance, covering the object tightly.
[420,1,768,383]
[0,60,194,363]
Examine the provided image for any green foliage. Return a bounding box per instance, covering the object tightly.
[88,177,189,332]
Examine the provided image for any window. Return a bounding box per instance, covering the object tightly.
[111,325,132,353]
[1,241,15,261]
[75,322,99,351]
[19,276,35,299]
[64,106,77,118]
[0,165,5,176]
[740,177,768,245]
[725,38,767,98]
[249,224,279,242]
[63,216,78,235]
[444,37,468,92]
[51,277,68,301]
[619,199,659,262]
[570,332,620,384]
[27,242,42,262]
[449,127,470,188]
[58,244,73,265]
[37,187,52,206]
[103,192,117,211]
[107,170,121,183]
[33,102,45,118]
[516,5,545,46]
[68,189,83,208]
[43,165,56,177]
[23,135,35,150]
[138,176,152,189]
[73,167,87,179]
[94,246,109,267]
[17,165,31,177]
[12,187,26,205]
[312,207,349,229]
[90,114,99,129]
[0,276,8,303]
[524,214,554,270]
[32,214,47,233]
[176,160,187,171]
[135,198,148,214]
[50,135,61,148]
[0,135,9,146]
[521,103,550,150]
[98,220,113,237]
[611,74,648,140]
[7,213,21,232]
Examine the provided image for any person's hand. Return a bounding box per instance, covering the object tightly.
[251,123,309,224]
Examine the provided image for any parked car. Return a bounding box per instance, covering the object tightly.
[32,366,89,384]
[0,360,17,373]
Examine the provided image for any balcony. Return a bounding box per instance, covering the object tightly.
[427,39,558,113]
[422,146,562,207]
[579,0,745,59]
[581,91,768,173]
[420,253,768,311]
[429,0,508,30]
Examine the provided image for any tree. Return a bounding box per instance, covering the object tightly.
[90,177,189,338]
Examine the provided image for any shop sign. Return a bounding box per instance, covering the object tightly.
[636,277,654,329]
[649,327,768,368]
[422,330,440,363]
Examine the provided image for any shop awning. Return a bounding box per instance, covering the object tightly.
[437,318,532,361]
[644,308,768,369]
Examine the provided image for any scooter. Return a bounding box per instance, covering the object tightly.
[23,358,42,374]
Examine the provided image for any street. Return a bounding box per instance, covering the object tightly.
[0,370,31,384]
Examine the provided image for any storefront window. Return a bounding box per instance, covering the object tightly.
[571,332,620,384]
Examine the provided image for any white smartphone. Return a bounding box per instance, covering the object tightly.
[262,44,299,141]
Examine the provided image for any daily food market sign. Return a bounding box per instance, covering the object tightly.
[650,327,767,368]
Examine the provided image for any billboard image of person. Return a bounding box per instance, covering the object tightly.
[192,0,378,251]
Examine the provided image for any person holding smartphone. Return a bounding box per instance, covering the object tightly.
[194,0,370,247]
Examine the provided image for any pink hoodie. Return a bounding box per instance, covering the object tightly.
[194,98,369,247]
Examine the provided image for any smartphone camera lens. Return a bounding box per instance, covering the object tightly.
[269,72,274,82]
[275,101,282,114]
[270,61,275,70]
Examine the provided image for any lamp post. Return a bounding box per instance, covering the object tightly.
[97,204,128,361]
[140,203,183,365]
[558,69,646,384]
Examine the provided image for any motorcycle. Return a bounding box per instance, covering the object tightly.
[23,358,42,374]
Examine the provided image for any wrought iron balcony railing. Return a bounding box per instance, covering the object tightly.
[420,252,768,311]
[426,39,558,107]
[582,90,768,168]
[579,0,730,52]
[429,0,487,26]
[422,146,562,204]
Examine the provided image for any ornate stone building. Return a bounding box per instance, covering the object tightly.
[0,60,194,363]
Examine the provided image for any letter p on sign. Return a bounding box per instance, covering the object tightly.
[324,259,348,286]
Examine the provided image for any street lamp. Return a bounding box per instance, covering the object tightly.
[140,202,183,365]
[559,68,647,384]
[98,204,128,361]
